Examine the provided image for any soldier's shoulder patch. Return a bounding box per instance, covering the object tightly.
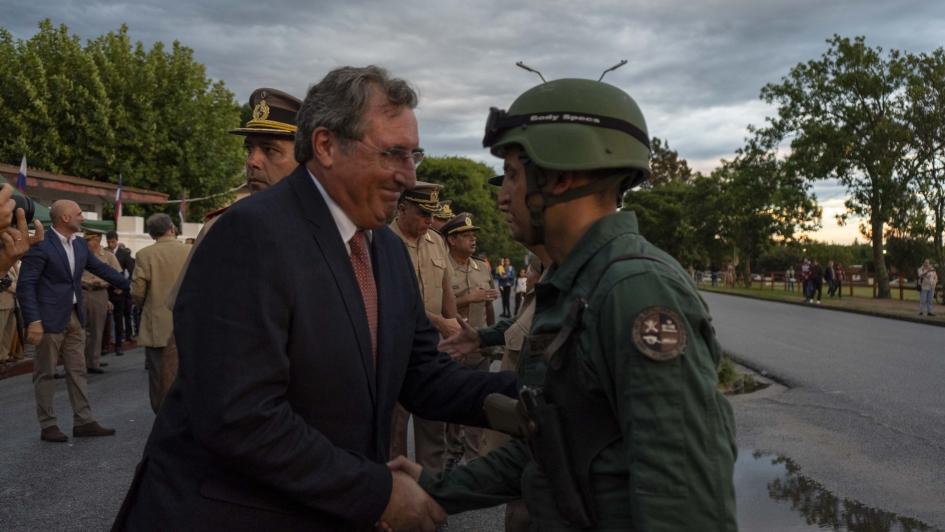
[631,306,687,362]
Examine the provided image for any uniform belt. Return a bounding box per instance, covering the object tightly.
[83,286,107,291]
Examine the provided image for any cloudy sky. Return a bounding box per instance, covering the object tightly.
[6,0,945,242]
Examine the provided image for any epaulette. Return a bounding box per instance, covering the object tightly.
[204,206,229,221]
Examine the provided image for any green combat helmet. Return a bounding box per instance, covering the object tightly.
[483,70,651,239]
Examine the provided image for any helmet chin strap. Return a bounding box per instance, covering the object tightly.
[520,155,633,245]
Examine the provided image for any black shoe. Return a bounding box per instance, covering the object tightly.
[100,362,109,367]
[115,350,124,357]
[87,367,105,374]
[53,372,65,379]
[929,313,936,316]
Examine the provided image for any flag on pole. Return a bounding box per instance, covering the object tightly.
[16,155,27,192]
[115,174,123,225]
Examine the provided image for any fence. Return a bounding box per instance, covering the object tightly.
[694,270,933,302]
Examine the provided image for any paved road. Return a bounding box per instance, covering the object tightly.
[704,292,945,527]
[0,348,502,531]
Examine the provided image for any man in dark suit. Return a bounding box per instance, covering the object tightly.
[18,199,130,442]
[113,66,518,531]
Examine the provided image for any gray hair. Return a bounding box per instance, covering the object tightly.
[146,213,175,239]
[294,65,418,163]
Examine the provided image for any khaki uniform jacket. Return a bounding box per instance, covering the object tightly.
[389,220,452,316]
[0,265,18,310]
[81,247,121,289]
[450,256,492,329]
[132,237,190,347]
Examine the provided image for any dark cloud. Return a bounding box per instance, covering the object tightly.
[5,0,945,240]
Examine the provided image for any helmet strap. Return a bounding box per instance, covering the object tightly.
[521,157,548,244]
[542,173,631,208]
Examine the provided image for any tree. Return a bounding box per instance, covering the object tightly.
[646,137,694,187]
[902,48,945,282]
[711,138,821,285]
[761,35,913,298]
[416,156,525,266]
[0,20,244,221]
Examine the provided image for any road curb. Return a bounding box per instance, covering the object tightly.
[700,288,945,329]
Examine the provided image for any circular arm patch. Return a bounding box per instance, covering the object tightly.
[631,306,687,361]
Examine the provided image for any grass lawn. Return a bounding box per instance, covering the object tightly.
[699,283,945,325]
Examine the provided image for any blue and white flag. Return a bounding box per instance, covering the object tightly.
[16,155,27,192]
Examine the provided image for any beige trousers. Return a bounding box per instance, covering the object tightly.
[33,310,94,429]
[0,307,16,361]
[389,403,449,473]
[445,355,490,462]
[83,289,109,370]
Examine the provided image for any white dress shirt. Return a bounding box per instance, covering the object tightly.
[51,227,78,304]
[308,169,373,264]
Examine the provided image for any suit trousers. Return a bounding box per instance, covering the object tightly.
[83,289,109,369]
[33,310,94,429]
[445,355,490,462]
[145,346,165,414]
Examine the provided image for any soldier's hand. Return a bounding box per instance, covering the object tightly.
[438,319,480,360]
[378,470,446,532]
[387,455,423,482]
[26,321,44,345]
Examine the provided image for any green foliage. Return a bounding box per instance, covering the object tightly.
[902,48,945,283]
[645,137,694,187]
[0,20,244,221]
[761,35,914,298]
[416,156,525,267]
[711,136,821,282]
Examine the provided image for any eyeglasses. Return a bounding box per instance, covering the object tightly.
[355,139,425,170]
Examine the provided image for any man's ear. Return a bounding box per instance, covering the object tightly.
[548,171,578,196]
[312,127,335,168]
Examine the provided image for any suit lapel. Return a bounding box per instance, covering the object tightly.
[288,167,377,405]
[46,230,71,278]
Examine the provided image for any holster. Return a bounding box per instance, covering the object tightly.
[520,387,594,528]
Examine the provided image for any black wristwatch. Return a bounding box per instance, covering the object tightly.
[0,274,11,292]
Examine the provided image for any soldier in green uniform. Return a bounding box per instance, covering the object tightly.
[392,78,737,531]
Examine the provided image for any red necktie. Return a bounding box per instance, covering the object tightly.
[349,231,378,363]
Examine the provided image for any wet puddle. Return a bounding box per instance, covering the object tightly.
[736,450,935,531]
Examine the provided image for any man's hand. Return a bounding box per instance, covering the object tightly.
[0,184,15,232]
[437,317,462,340]
[377,470,446,532]
[471,288,499,303]
[387,455,423,482]
[437,318,480,359]
[0,207,44,272]
[26,321,43,345]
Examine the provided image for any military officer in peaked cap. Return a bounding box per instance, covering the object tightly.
[389,181,462,473]
[431,201,454,234]
[157,87,302,402]
[441,212,498,464]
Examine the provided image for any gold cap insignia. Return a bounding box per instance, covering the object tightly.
[464,217,472,227]
[252,99,270,121]
[430,189,439,203]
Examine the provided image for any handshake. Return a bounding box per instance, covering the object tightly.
[377,456,446,532]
